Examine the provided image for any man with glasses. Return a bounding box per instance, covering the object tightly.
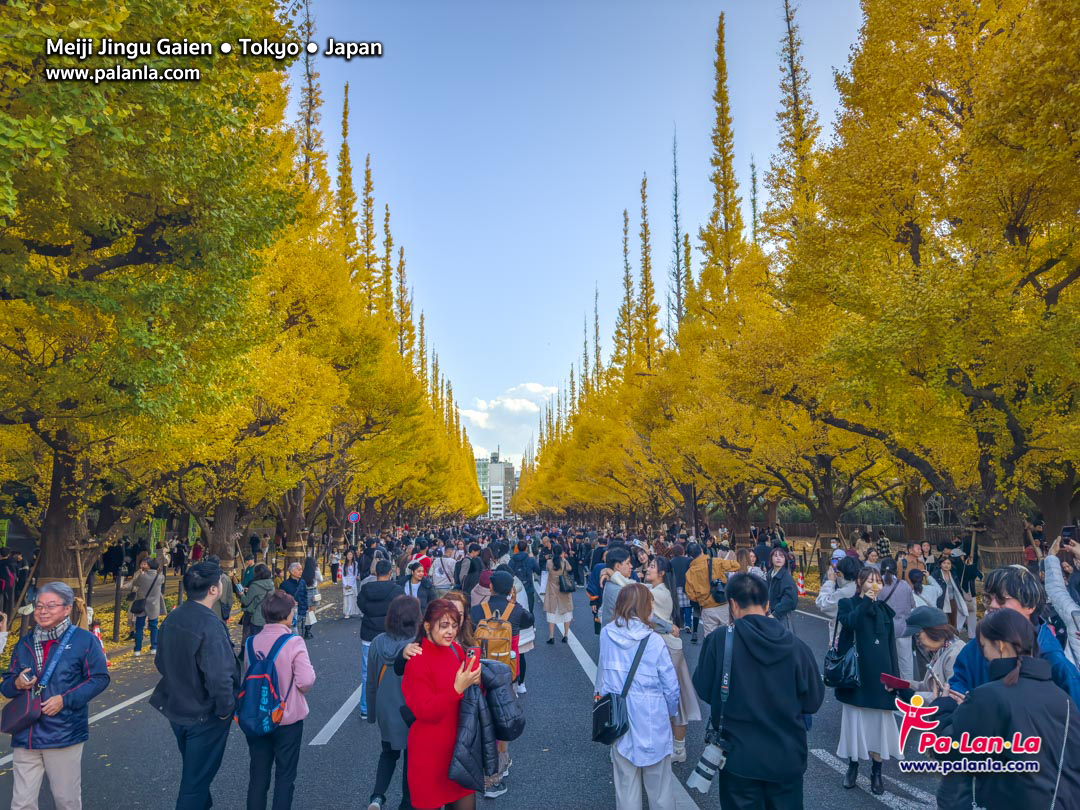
[1,581,110,810]
[934,565,1080,810]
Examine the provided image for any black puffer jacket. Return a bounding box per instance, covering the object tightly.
[448,660,526,791]
[449,682,496,791]
[482,659,525,741]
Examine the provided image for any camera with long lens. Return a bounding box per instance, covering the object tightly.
[687,727,729,794]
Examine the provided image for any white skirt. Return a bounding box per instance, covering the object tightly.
[546,610,573,625]
[836,704,903,761]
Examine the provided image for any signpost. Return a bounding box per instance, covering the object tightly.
[348,510,360,546]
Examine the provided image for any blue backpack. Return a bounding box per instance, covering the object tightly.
[236,633,295,736]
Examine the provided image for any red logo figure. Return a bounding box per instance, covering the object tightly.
[895,694,938,751]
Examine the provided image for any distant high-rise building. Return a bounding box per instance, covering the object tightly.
[477,449,516,519]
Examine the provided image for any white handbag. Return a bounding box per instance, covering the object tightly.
[313,591,322,604]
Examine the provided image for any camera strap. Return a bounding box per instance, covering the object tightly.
[714,624,734,737]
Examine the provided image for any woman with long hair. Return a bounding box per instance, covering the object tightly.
[766,547,798,631]
[643,556,700,764]
[402,599,482,810]
[834,567,901,795]
[596,584,679,810]
[366,595,422,810]
[342,549,360,619]
[948,609,1080,809]
[878,558,916,680]
[931,555,968,632]
[543,544,574,644]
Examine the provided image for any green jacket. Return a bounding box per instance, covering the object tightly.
[240,578,275,627]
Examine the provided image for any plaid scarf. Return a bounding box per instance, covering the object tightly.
[33,618,71,672]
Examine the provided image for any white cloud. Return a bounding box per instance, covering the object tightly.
[459,409,491,429]
[508,382,558,398]
[460,381,557,463]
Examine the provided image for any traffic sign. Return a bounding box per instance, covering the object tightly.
[347,511,361,524]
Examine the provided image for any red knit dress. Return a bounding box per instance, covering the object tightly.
[402,638,472,809]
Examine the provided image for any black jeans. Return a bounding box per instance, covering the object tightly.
[246,720,304,810]
[171,716,232,810]
[716,771,803,810]
[372,740,410,806]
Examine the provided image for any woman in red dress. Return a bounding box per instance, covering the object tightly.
[402,598,483,810]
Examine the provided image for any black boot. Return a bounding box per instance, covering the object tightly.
[843,759,858,789]
[870,760,884,795]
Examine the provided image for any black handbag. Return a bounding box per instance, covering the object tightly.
[707,557,726,604]
[558,571,577,593]
[822,614,860,689]
[592,638,648,744]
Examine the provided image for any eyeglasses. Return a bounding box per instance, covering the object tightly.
[34,602,67,611]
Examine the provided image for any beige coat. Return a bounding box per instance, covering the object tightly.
[129,568,166,617]
[543,560,574,616]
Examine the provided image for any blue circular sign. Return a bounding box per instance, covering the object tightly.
[347,511,361,524]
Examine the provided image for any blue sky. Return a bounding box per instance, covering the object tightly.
[296,0,863,466]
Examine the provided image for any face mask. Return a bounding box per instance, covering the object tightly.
[830,541,838,549]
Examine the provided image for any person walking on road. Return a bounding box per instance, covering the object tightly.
[240,565,276,644]
[765,548,798,632]
[509,541,540,615]
[643,556,699,764]
[358,560,405,721]
[2,582,110,810]
[242,590,316,810]
[684,542,739,638]
[834,567,901,795]
[693,573,824,810]
[341,550,360,618]
[878,558,915,681]
[543,544,574,643]
[280,563,310,640]
[596,583,680,810]
[366,595,423,810]
[402,599,482,810]
[151,561,239,810]
[399,560,436,613]
[129,558,166,656]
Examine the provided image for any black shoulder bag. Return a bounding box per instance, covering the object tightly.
[822,611,860,689]
[592,637,648,744]
[708,557,726,604]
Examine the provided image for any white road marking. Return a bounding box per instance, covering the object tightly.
[795,609,829,622]
[308,683,364,745]
[0,687,155,768]
[810,749,934,808]
[560,626,700,810]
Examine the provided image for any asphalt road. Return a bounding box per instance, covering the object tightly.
[0,583,938,809]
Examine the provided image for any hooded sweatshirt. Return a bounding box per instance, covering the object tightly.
[692,613,824,783]
[595,619,680,767]
[366,632,414,749]
[357,579,405,642]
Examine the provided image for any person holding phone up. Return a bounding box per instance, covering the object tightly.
[1043,534,1080,665]
[401,598,482,810]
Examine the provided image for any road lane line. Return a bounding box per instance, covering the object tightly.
[308,683,363,745]
[810,749,933,809]
[795,609,829,622]
[561,626,699,810]
[0,687,155,767]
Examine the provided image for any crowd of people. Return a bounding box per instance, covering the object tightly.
[3,518,1080,810]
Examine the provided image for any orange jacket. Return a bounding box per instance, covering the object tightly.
[684,554,740,609]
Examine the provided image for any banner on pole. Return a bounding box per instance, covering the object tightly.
[0,519,8,548]
[149,518,166,554]
[188,517,200,544]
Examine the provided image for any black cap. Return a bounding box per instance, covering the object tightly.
[902,605,948,637]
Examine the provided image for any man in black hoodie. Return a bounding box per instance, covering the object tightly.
[693,573,824,810]
[357,560,404,719]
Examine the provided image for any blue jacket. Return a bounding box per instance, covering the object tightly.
[1,626,110,749]
[950,620,1080,707]
[281,576,308,617]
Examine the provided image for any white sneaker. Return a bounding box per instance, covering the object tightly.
[515,683,526,695]
[133,651,142,657]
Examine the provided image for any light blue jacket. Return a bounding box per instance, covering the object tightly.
[595,619,680,767]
